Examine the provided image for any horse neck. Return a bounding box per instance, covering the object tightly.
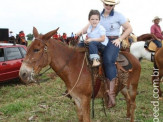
[48,40,84,83]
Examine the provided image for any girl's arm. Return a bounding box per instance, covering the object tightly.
[76,23,90,36]
[85,35,105,43]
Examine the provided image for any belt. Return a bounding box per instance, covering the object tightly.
[107,36,119,39]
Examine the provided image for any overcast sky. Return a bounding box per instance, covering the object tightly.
[0,0,163,37]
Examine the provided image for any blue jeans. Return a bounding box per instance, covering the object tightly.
[89,41,105,60]
[78,41,85,47]
[153,40,162,48]
[78,41,105,60]
[103,39,120,81]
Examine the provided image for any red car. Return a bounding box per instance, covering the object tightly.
[0,43,27,82]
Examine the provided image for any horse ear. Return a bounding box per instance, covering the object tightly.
[33,27,39,38]
[43,27,59,40]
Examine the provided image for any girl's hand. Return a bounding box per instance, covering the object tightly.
[84,38,92,44]
[112,39,121,48]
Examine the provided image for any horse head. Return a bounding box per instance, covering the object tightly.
[19,27,59,84]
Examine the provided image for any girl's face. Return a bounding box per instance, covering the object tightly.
[89,15,100,28]
[103,3,115,13]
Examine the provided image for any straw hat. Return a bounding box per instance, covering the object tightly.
[152,16,162,22]
[101,0,120,5]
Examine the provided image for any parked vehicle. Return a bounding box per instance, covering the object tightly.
[0,43,27,82]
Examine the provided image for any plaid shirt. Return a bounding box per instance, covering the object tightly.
[151,24,163,40]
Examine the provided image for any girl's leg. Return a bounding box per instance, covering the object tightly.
[89,41,101,66]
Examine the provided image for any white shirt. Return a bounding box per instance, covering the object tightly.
[87,23,108,46]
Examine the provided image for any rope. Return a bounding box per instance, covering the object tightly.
[53,52,86,99]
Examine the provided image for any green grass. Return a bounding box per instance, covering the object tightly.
[0,60,162,122]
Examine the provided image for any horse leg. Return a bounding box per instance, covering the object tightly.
[81,96,91,122]
[74,98,83,122]
[128,85,137,122]
[121,87,131,118]
[121,85,137,122]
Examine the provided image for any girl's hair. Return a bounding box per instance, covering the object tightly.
[88,9,100,20]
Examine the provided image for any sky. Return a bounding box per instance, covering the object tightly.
[0,0,163,37]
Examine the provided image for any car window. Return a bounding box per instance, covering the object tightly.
[0,48,5,62]
[19,47,26,57]
[5,47,22,60]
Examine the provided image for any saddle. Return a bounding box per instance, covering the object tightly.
[144,40,163,52]
[121,34,137,49]
[89,51,132,98]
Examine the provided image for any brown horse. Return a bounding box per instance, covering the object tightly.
[137,33,157,41]
[154,47,163,97]
[19,27,141,122]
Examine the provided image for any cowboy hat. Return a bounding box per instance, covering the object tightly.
[152,16,162,22]
[101,0,120,5]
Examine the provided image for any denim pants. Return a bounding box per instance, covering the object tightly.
[78,41,105,60]
[89,41,106,60]
[103,39,120,81]
[153,40,162,48]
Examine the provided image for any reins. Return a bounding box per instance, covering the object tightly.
[34,37,87,99]
[54,52,86,99]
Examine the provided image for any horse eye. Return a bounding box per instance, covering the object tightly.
[33,49,39,52]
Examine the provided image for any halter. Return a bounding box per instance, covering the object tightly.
[29,38,77,82]
[22,38,50,83]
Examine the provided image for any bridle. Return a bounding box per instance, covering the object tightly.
[26,38,76,83]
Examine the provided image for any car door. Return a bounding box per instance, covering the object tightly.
[0,47,23,81]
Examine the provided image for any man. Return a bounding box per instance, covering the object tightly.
[18,31,27,46]
[9,31,15,43]
[151,16,163,48]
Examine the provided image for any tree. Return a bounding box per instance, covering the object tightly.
[26,33,34,40]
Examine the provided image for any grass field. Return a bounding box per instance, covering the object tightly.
[0,42,163,122]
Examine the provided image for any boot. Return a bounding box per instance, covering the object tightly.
[105,79,112,108]
[108,78,116,108]
[92,59,100,67]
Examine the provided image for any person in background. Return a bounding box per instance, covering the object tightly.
[18,31,26,46]
[19,31,25,38]
[71,32,74,38]
[151,16,163,48]
[53,32,58,39]
[77,0,132,108]
[9,31,15,41]
[62,33,67,43]
[58,33,61,38]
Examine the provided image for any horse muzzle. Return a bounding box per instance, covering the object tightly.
[19,63,39,84]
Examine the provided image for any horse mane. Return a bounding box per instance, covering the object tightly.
[50,38,86,53]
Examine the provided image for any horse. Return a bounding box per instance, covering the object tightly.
[63,37,79,46]
[154,47,163,97]
[121,33,158,52]
[19,27,141,122]
[137,33,157,41]
[130,41,163,97]
[130,41,153,61]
